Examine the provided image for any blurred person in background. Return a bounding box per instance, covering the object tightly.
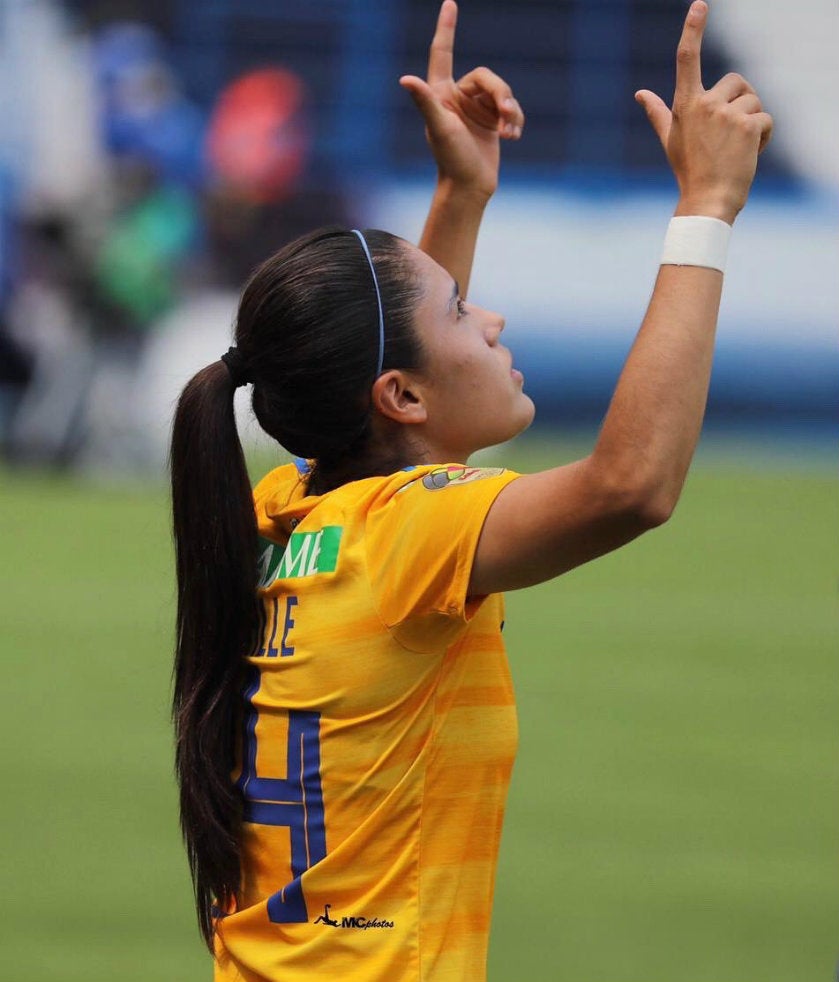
[72,19,204,468]
[131,58,335,471]
[1,7,205,467]
[0,0,105,463]
[169,3,771,980]
[202,65,353,287]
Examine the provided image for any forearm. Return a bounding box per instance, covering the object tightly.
[594,0,771,522]
[418,178,491,298]
[592,260,724,521]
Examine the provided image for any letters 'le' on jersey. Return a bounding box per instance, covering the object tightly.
[214,462,521,982]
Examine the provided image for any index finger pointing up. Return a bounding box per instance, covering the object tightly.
[427,0,458,84]
[675,0,708,97]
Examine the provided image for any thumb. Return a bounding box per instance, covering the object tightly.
[635,89,672,149]
[399,75,450,130]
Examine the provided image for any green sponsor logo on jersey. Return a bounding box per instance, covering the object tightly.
[257,526,343,586]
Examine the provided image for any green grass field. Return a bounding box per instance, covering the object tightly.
[1,434,836,981]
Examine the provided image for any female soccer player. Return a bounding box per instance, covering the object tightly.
[170,2,772,979]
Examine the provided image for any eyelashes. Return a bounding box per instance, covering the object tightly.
[456,297,467,319]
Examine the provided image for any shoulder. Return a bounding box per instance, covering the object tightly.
[364,463,520,556]
[253,461,520,537]
[370,464,520,517]
[397,464,514,494]
[363,464,520,642]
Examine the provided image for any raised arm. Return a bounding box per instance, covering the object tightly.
[400,0,524,297]
[469,0,773,596]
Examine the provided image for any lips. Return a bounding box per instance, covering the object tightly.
[502,344,523,384]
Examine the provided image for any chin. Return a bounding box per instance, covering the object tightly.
[513,393,536,434]
[492,397,536,448]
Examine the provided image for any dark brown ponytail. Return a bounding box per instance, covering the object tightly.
[169,227,423,948]
[170,359,260,948]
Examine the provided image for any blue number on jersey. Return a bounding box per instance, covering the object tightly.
[238,663,327,923]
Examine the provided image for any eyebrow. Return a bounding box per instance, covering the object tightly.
[447,280,460,312]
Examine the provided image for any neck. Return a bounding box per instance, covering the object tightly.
[307,424,473,495]
[307,436,424,496]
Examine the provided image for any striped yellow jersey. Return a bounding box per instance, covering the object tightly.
[214,460,521,982]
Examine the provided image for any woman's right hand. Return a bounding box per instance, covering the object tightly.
[399,0,525,203]
[634,0,773,224]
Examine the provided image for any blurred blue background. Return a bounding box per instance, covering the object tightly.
[0,0,836,471]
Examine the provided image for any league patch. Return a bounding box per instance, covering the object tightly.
[421,465,505,490]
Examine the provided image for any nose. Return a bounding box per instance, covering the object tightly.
[485,309,505,343]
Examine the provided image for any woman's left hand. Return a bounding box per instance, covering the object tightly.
[400,0,525,200]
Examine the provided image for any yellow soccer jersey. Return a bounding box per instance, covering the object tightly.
[215,460,521,982]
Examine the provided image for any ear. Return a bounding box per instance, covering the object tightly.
[371,370,428,426]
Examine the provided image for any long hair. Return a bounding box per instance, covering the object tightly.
[170,227,422,948]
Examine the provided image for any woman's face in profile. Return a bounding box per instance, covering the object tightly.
[402,243,535,461]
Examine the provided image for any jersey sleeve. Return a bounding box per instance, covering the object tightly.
[365,465,520,652]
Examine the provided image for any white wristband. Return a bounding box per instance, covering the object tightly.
[660,216,732,273]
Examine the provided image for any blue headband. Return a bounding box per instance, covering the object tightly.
[350,229,385,378]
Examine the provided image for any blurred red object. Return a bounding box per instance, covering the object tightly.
[205,68,310,203]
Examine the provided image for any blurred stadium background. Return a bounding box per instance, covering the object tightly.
[1,0,836,979]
